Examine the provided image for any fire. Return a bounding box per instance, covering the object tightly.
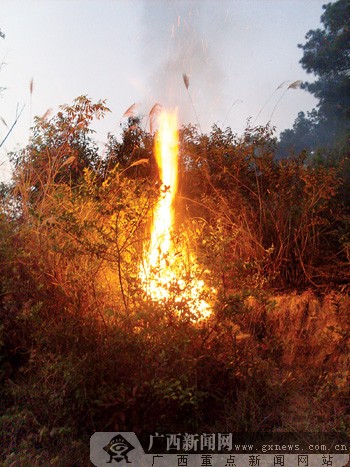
[140,110,211,319]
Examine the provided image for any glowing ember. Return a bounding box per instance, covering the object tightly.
[140,110,211,319]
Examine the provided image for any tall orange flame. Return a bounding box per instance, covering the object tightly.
[148,110,178,270]
[140,110,211,319]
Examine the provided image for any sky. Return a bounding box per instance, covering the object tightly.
[0,0,326,181]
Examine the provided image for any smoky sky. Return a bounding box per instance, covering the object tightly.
[140,0,229,130]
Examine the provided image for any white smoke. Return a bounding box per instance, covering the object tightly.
[140,0,228,131]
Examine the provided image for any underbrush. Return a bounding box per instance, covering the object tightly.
[0,97,348,465]
[0,295,282,464]
[1,286,348,465]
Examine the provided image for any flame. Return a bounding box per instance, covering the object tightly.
[140,110,211,319]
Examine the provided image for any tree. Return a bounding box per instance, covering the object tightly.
[278,109,340,156]
[11,96,109,192]
[279,0,350,155]
[299,0,350,122]
[104,116,155,180]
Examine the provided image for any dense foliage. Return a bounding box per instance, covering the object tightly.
[279,0,350,154]
[299,0,350,122]
[0,95,349,464]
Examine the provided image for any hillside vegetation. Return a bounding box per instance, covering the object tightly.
[0,97,349,465]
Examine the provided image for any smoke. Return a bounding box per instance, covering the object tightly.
[140,0,228,131]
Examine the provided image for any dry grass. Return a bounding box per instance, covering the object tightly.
[247,290,350,432]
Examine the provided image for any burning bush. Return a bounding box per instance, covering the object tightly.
[0,97,348,464]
